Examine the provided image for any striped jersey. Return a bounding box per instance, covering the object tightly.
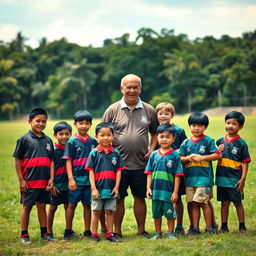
[216,135,251,188]
[145,149,184,202]
[63,134,98,186]
[13,130,54,188]
[179,134,221,187]
[85,145,126,199]
[53,144,68,191]
[171,123,187,150]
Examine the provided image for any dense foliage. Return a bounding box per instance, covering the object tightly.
[0,28,256,119]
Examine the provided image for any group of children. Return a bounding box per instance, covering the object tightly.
[13,103,251,244]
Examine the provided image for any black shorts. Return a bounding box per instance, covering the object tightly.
[20,188,51,206]
[178,176,186,196]
[217,186,244,202]
[119,169,147,199]
[50,190,69,206]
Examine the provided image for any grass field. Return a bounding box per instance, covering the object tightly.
[0,116,255,255]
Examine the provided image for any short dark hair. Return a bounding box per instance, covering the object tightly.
[95,122,115,135]
[29,107,48,120]
[225,111,245,125]
[53,121,72,135]
[188,112,209,126]
[73,110,92,123]
[156,123,176,136]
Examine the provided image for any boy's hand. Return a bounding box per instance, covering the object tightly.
[68,178,77,191]
[171,192,178,203]
[19,179,28,192]
[187,154,196,162]
[236,178,245,191]
[218,144,225,152]
[46,179,53,191]
[50,186,59,197]
[92,188,100,199]
[191,154,204,162]
[146,188,152,199]
[111,187,119,198]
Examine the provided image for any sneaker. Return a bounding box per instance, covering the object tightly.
[47,232,58,240]
[137,230,149,238]
[218,227,229,234]
[100,228,108,237]
[91,235,100,242]
[106,234,121,242]
[20,234,31,244]
[212,223,218,233]
[186,226,194,235]
[191,228,201,236]
[83,230,92,238]
[175,227,185,235]
[149,232,162,240]
[239,228,247,235]
[204,228,214,235]
[113,232,123,240]
[167,232,177,240]
[63,230,73,241]
[40,232,57,242]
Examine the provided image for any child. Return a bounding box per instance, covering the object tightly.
[13,107,55,244]
[85,122,125,242]
[216,111,251,234]
[63,110,98,240]
[156,102,187,235]
[47,121,72,240]
[145,124,184,240]
[179,112,221,235]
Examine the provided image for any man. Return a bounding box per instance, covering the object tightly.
[102,74,158,238]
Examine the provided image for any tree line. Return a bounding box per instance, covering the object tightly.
[0,28,256,120]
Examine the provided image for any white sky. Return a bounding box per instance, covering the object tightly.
[0,0,256,48]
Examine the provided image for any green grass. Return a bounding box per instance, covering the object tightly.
[0,116,256,255]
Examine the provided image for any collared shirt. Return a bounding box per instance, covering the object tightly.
[13,130,54,188]
[120,97,143,110]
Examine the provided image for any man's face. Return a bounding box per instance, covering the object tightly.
[120,77,141,106]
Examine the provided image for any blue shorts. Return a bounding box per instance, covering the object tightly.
[68,185,91,205]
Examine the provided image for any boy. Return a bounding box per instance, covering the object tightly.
[179,112,221,235]
[85,122,126,242]
[145,124,184,240]
[13,107,55,244]
[216,111,251,234]
[156,102,187,235]
[47,121,72,240]
[63,110,98,240]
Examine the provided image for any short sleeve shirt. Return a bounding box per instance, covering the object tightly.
[12,130,54,188]
[102,98,158,170]
[145,149,184,202]
[216,135,251,188]
[63,134,98,186]
[179,134,221,187]
[85,145,126,199]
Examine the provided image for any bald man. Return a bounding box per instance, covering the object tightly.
[102,74,158,238]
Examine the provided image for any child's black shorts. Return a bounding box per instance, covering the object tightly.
[20,188,51,206]
[50,190,68,206]
[217,186,244,202]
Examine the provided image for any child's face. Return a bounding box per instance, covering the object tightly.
[157,131,175,150]
[96,127,114,149]
[74,120,92,137]
[28,114,47,136]
[54,129,71,147]
[225,118,242,136]
[157,108,173,124]
[189,124,207,138]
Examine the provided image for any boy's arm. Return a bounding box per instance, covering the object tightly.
[144,134,158,159]
[171,176,180,203]
[15,158,28,192]
[89,170,100,199]
[112,170,121,198]
[191,152,222,162]
[146,174,152,199]
[66,159,76,191]
[236,162,249,191]
[46,160,54,191]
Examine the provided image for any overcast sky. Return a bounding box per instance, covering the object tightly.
[0,0,256,48]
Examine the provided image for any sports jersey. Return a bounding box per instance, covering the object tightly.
[63,134,98,186]
[53,144,68,191]
[13,130,54,188]
[216,135,251,188]
[179,134,221,187]
[85,145,126,199]
[145,149,184,202]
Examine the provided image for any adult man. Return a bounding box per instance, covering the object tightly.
[102,74,158,238]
